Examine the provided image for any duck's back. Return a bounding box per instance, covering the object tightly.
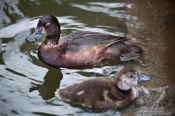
[58,31,142,68]
[60,31,125,53]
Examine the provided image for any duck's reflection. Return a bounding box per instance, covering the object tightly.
[30,67,63,100]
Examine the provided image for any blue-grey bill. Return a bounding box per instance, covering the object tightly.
[25,28,43,42]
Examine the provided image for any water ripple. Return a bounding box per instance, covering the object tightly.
[71,2,136,20]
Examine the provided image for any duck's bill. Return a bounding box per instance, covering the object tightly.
[25,28,44,42]
[137,74,151,83]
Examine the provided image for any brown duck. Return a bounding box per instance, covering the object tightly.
[26,15,142,69]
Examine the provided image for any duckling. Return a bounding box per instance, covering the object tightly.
[25,15,142,69]
[57,69,150,109]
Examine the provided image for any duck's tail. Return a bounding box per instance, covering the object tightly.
[99,40,142,62]
[119,45,142,61]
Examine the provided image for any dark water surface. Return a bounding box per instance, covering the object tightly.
[0,0,175,115]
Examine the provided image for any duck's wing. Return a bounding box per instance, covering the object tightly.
[60,31,126,52]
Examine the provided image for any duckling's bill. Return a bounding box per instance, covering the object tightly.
[137,74,151,83]
[25,28,44,42]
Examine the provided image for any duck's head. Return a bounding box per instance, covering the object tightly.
[25,15,60,43]
[116,69,150,91]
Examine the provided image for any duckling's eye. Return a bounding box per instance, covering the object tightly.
[128,74,134,78]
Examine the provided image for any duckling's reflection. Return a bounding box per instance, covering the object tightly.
[30,67,63,100]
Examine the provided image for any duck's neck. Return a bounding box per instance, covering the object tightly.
[43,37,59,44]
[38,39,62,67]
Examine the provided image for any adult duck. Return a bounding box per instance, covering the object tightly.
[58,69,150,109]
[25,15,142,69]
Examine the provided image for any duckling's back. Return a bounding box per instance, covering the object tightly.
[58,78,133,109]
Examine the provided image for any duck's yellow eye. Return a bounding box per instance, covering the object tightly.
[46,22,51,27]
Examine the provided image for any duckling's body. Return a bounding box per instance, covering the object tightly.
[26,15,142,69]
[58,69,150,109]
[58,78,137,109]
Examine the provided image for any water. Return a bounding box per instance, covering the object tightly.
[0,0,175,115]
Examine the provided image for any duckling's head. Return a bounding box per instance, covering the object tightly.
[26,15,60,43]
[116,69,150,91]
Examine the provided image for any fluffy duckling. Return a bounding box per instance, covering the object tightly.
[25,15,142,69]
[57,69,150,109]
